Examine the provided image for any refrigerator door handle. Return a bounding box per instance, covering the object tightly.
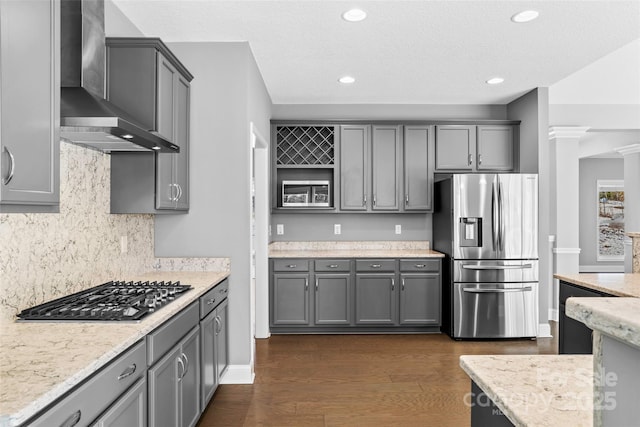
[461,264,533,270]
[498,180,505,252]
[462,287,533,294]
[491,179,499,251]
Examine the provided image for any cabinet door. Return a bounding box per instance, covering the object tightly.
[156,53,177,141]
[340,125,369,211]
[400,274,440,325]
[174,74,190,210]
[180,327,200,427]
[435,125,475,171]
[315,274,351,325]
[0,0,59,207]
[215,299,229,380]
[403,126,433,211]
[93,378,147,427]
[371,125,401,211]
[148,346,181,427]
[199,311,217,410]
[355,274,397,325]
[272,274,310,325]
[476,126,514,171]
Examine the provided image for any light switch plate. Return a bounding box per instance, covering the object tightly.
[334,224,341,235]
[276,224,284,235]
[395,225,402,234]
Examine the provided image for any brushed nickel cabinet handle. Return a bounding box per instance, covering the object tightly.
[391,279,395,291]
[3,147,15,185]
[117,364,137,381]
[406,194,409,204]
[327,264,339,268]
[177,356,185,380]
[315,278,319,291]
[176,183,183,201]
[402,278,405,291]
[286,264,297,268]
[370,264,382,268]
[478,154,482,166]
[363,195,367,206]
[215,316,222,334]
[415,264,426,268]
[206,298,216,305]
[182,353,189,376]
[468,154,473,165]
[373,196,377,206]
[305,278,308,291]
[59,410,81,427]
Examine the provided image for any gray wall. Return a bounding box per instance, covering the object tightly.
[579,158,625,270]
[154,42,272,369]
[273,104,508,121]
[507,88,550,326]
[271,213,431,242]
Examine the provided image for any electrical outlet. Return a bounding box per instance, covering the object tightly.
[334,224,341,235]
[269,225,272,236]
[120,235,128,254]
[395,224,402,235]
[276,224,284,235]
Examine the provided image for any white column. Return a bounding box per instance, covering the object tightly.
[549,126,589,275]
[614,144,640,273]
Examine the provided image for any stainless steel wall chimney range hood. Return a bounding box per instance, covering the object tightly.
[60,0,178,153]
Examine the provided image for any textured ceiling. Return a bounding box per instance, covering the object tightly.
[112,0,640,105]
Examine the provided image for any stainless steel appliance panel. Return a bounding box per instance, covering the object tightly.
[453,282,538,338]
[453,260,538,283]
[452,174,538,260]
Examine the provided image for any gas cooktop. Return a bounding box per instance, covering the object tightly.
[16,280,192,322]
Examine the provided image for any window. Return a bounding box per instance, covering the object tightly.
[597,180,624,261]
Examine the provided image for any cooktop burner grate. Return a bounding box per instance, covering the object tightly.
[16,280,192,322]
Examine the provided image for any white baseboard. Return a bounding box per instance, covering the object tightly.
[219,365,255,384]
[579,264,624,273]
[537,323,552,338]
[548,308,559,322]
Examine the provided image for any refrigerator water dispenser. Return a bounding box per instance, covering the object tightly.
[459,217,482,247]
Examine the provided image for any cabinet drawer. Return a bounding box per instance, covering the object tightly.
[28,340,146,427]
[355,259,396,272]
[200,278,229,319]
[273,259,309,272]
[147,301,199,366]
[399,259,440,272]
[314,259,351,272]
[559,281,611,304]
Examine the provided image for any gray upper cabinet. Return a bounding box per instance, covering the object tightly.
[476,125,514,171]
[107,38,193,213]
[371,125,401,211]
[340,125,369,211]
[340,124,401,212]
[435,124,515,172]
[435,125,475,171]
[0,0,60,213]
[403,126,433,212]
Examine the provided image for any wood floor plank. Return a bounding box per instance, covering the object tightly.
[197,325,557,426]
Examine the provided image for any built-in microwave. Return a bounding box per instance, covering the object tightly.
[282,180,330,207]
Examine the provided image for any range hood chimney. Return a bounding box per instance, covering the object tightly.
[60,0,179,153]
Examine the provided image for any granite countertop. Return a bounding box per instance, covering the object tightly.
[460,355,594,427]
[554,273,640,297]
[268,241,444,259]
[0,270,229,427]
[566,297,640,349]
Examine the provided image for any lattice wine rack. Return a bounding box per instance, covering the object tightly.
[276,126,335,165]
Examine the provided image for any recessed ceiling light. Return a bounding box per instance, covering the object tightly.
[338,76,356,84]
[342,8,367,22]
[486,77,505,85]
[151,146,161,150]
[121,134,134,139]
[511,10,539,23]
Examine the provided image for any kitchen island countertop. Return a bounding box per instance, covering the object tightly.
[0,270,229,427]
[460,354,593,427]
[554,273,640,297]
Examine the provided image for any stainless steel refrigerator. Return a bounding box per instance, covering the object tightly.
[433,174,539,339]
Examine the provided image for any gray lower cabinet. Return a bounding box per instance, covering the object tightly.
[272,273,310,325]
[148,325,200,427]
[0,0,59,213]
[215,298,229,382]
[27,340,147,427]
[92,377,147,427]
[200,297,229,410]
[403,126,433,212]
[355,273,397,325]
[270,258,441,332]
[315,274,351,325]
[399,274,440,325]
[435,124,515,172]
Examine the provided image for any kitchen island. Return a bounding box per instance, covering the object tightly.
[460,273,640,426]
[0,270,229,427]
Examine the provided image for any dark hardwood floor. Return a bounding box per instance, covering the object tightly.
[198,325,557,426]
